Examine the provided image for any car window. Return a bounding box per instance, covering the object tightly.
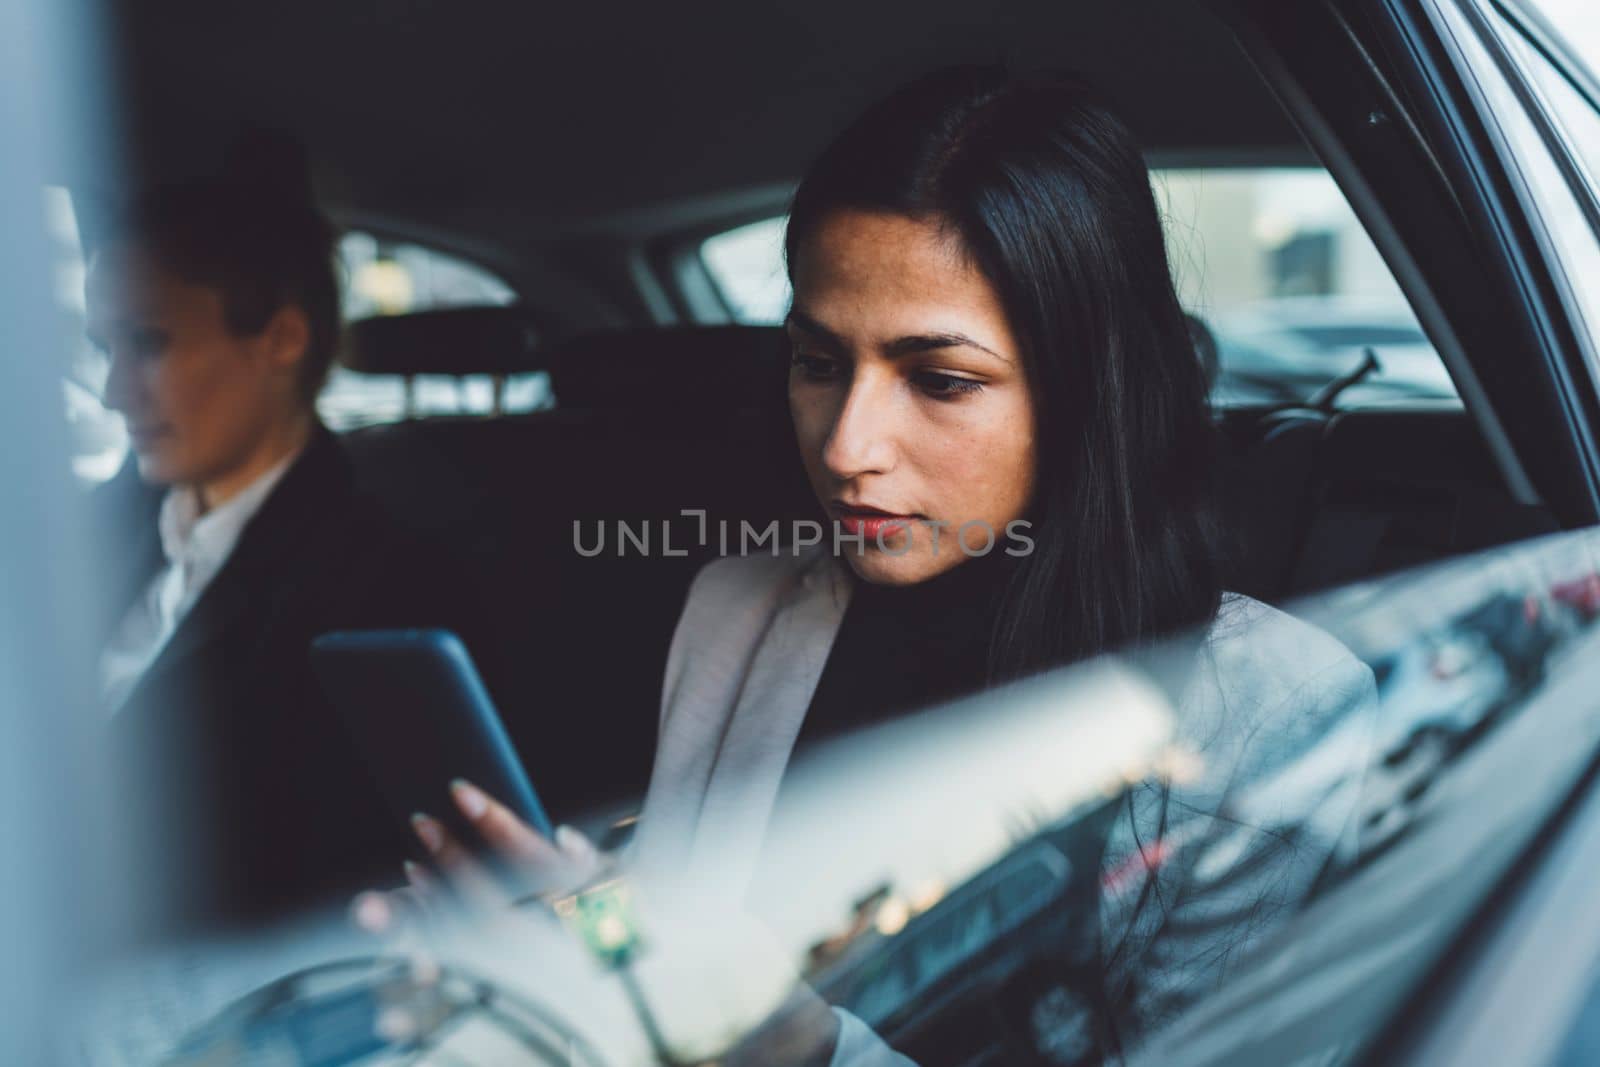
[798,535,1600,1067]
[698,169,1457,408]
[1157,167,1455,407]
[320,232,549,431]
[988,849,1065,926]
[848,949,915,1025]
[700,216,790,324]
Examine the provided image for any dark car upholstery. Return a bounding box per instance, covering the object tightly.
[548,326,793,410]
[1273,409,1557,592]
[342,306,541,377]
[338,314,1557,816]
[339,323,814,817]
[1214,406,1556,602]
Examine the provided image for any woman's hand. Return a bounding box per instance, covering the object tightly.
[350,785,856,1066]
[353,778,601,935]
[416,778,599,906]
[345,782,609,1052]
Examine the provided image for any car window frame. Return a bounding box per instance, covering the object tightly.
[1226,0,1600,526]
[1212,0,1600,1061]
[1398,0,1600,513]
[1355,2,1600,1061]
[657,200,796,325]
[1446,0,1600,356]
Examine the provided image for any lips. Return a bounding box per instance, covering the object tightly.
[126,425,169,450]
[832,500,921,543]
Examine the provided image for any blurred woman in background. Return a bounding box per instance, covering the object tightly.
[88,135,499,934]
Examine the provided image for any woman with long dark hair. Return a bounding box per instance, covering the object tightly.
[785,64,1224,681]
[373,67,1374,1062]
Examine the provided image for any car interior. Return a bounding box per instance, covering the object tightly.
[26,0,1600,1063]
[70,0,1565,823]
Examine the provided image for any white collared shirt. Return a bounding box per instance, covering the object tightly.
[100,448,303,711]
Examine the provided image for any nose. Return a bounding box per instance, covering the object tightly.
[820,371,898,482]
[100,347,138,416]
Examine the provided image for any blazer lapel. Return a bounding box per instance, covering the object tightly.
[706,554,849,871]
[117,427,351,714]
[640,547,852,889]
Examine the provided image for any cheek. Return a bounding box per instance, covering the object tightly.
[159,356,224,425]
[129,360,168,409]
[161,346,266,434]
[924,404,1036,523]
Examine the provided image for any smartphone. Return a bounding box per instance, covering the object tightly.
[309,629,554,846]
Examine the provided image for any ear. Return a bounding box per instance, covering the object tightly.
[261,304,312,374]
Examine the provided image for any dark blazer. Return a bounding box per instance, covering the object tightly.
[96,425,499,935]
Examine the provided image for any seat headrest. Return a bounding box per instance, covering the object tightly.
[547,326,789,410]
[341,306,540,376]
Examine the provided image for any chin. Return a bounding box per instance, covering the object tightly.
[841,549,967,587]
[131,448,188,487]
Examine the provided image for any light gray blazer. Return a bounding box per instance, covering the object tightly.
[637,545,855,881]
[633,545,1378,1048]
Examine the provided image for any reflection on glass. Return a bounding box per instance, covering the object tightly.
[79,528,1600,1066]
[160,958,613,1066]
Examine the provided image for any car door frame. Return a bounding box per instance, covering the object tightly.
[1217,0,1600,530]
[1215,0,1600,1061]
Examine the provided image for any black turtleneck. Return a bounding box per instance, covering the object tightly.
[795,547,1023,752]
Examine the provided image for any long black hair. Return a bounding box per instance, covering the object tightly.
[785,66,1223,681]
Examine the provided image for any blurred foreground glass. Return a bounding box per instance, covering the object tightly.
[73,523,1600,1065]
[1532,0,1600,79]
[1,0,124,1063]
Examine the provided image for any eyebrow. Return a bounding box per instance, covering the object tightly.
[786,308,1011,364]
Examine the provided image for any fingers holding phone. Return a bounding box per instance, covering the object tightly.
[431,778,601,903]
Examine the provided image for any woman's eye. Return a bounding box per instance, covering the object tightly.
[790,350,842,381]
[914,371,984,399]
[129,328,170,357]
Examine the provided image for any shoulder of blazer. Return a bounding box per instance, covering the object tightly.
[659,544,848,724]
[676,543,843,633]
[150,429,366,647]
[217,423,397,601]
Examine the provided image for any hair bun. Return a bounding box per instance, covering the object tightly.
[219,126,317,209]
